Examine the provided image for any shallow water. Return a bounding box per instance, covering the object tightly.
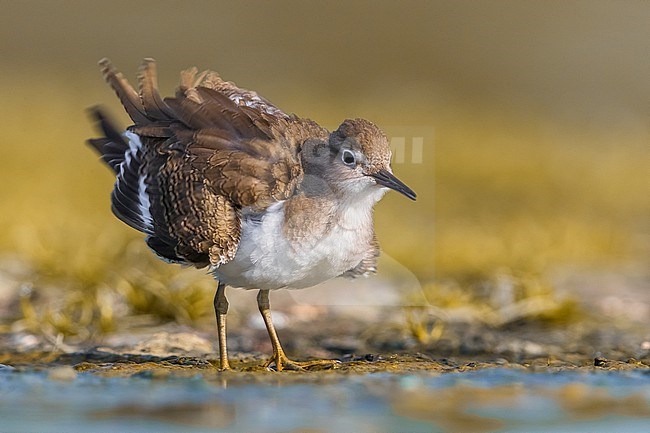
[1,367,649,433]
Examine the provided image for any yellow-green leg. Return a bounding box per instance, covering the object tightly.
[214,282,231,371]
[257,289,339,371]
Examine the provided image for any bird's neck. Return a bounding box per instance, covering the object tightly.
[335,184,386,230]
[280,181,384,247]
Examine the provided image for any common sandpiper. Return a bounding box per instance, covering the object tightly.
[88,58,416,371]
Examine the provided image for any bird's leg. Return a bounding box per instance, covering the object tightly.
[214,282,231,371]
[257,289,292,370]
[257,289,339,371]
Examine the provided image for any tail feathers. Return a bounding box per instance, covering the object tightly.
[99,57,175,125]
[90,59,176,239]
[86,107,129,174]
[87,107,154,235]
[98,57,287,131]
[98,58,149,124]
[137,58,176,121]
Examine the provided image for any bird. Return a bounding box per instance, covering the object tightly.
[88,58,416,371]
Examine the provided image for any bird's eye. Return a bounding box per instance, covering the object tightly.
[341,149,356,166]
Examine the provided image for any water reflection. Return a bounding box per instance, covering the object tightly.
[1,369,649,433]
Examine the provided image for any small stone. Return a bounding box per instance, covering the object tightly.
[641,341,650,350]
[522,342,546,357]
[594,356,608,367]
[364,353,380,362]
[74,362,98,372]
[48,366,77,381]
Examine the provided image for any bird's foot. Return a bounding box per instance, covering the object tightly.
[262,352,340,372]
[217,358,232,371]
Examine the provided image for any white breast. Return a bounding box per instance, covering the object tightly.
[213,188,384,290]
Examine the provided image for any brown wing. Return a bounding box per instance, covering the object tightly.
[196,69,289,119]
[158,69,308,209]
[90,58,326,268]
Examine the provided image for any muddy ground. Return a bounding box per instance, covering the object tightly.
[2,314,649,377]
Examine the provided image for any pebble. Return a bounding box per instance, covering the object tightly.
[593,357,608,367]
[48,366,78,381]
[641,341,650,350]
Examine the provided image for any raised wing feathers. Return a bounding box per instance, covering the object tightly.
[137,59,175,120]
[92,58,324,267]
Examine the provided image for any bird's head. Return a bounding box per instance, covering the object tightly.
[325,118,417,201]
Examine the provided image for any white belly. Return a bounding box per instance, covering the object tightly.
[212,201,370,290]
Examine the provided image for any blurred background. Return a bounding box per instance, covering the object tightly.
[0,1,648,351]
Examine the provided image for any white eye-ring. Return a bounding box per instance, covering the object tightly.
[341,149,356,166]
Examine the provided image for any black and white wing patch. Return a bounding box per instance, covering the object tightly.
[88,108,154,235]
